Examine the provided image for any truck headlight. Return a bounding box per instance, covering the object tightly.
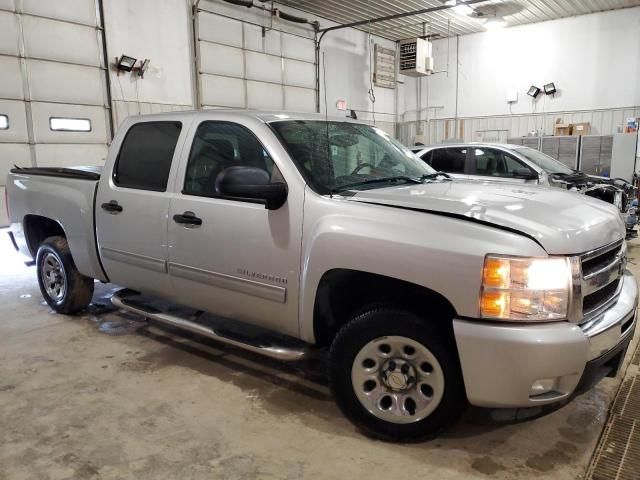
[480,255,571,321]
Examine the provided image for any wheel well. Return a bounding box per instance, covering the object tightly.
[23,215,65,257]
[313,269,457,348]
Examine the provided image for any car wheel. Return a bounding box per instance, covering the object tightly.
[329,307,466,442]
[36,236,94,314]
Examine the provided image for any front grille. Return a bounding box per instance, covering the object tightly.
[582,245,621,277]
[579,241,624,321]
[583,278,620,313]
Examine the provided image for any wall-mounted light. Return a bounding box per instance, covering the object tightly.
[0,114,8,130]
[544,82,557,95]
[116,54,137,72]
[527,85,541,98]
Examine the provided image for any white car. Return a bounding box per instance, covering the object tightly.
[411,143,637,233]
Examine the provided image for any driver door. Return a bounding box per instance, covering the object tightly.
[167,120,303,337]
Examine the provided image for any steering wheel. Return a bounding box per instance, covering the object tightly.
[351,163,376,175]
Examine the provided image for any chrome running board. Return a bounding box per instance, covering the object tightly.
[111,289,310,361]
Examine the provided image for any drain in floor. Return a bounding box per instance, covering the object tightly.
[586,344,640,480]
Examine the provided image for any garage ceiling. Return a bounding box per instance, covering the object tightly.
[278,0,640,40]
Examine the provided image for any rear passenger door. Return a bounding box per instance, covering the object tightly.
[96,120,186,296]
[423,147,469,178]
[166,120,303,337]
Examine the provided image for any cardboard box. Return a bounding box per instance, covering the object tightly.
[571,122,591,136]
[554,123,572,136]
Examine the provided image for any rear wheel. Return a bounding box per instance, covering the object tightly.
[329,307,466,442]
[36,236,94,314]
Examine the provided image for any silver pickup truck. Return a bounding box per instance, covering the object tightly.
[6,111,638,442]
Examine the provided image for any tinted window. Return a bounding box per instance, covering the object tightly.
[430,148,467,173]
[420,150,433,165]
[473,148,530,177]
[184,121,281,197]
[114,122,182,191]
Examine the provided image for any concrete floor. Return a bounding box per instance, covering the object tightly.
[1,228,639,480]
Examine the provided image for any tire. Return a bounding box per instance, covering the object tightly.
[329,307,466,442]
[36,236,94,314]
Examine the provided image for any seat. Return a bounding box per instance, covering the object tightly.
[484,157,497,175]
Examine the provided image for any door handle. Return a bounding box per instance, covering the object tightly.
[101,200,123,213]
[173,211,202,226]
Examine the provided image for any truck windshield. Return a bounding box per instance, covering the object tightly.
[271,120,435,193]
[515,147,574,175]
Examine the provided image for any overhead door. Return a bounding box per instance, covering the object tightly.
[0,0,110,225]
[196,10,316,112]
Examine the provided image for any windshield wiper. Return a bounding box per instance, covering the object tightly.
[420,172,452,181]
[332,175,423,193]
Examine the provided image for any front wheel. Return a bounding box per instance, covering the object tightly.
[36,236,94,314]
[329,307,466,442]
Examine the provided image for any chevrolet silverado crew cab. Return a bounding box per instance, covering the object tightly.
[6,111,638,442]
[411,143,638,235]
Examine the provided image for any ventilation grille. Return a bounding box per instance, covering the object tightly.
[399,41,417,71]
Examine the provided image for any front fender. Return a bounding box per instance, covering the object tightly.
[298,193,547,343]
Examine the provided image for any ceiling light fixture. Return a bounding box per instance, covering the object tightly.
[544,82,557,95]
[484,17,507,30]
[453,4,474,15]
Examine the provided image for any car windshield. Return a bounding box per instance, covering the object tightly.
[271,120,435,193]
[514,146,574,175]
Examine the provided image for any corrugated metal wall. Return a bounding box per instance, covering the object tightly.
[399,106,640,146]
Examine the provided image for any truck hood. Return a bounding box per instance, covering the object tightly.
[347,181,624,254]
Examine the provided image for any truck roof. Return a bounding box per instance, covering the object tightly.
[125,109,362,125]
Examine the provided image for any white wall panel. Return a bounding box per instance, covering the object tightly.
[283,59,314,89]
[104,0,193,108]
[34,143,108,167]
[21,0,97,26]
[199,42,243,77]
[284,86,314,112]
[282,34,314,62]
[247,81,282,110]
[245,51,282,84]
[0,0,14,10]
[0,100,27,142]
[201,74,245,108]
[0,56,23,99]
[27,60,104,105]
[31,102,106,144]
[244,24,281,55]
[0,143,30,179]
[198,12,242,47]
[22,16,99,66]
[0,11,18,55]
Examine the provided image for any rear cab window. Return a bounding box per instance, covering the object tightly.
[113,121,182,191]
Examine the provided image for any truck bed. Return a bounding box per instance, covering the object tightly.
[6,166,107,282]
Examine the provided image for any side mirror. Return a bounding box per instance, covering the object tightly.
[216,166,288,210]
[513,167,539,180]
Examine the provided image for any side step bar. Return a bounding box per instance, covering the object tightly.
[111,289,310,361]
